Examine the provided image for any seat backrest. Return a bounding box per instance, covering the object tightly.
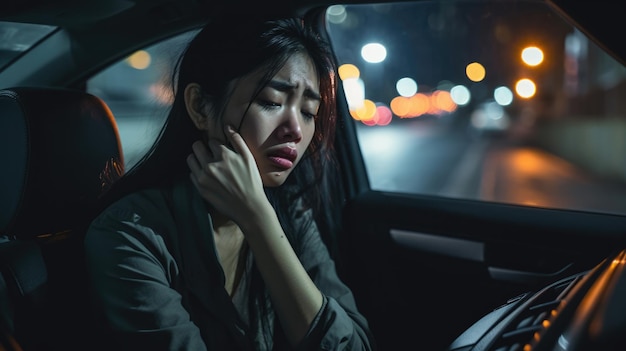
[0,87,124,351]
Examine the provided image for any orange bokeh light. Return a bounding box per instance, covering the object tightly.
[390,96,412,118]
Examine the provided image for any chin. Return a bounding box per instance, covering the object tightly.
[261,171,290,188]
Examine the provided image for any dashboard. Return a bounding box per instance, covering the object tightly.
[449,249,626,351]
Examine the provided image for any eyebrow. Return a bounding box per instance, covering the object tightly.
[267,79,321,101]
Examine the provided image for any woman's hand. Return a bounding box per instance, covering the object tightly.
[186,125,269,227]
[188,127,325,346]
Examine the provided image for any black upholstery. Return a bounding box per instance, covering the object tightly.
[0,87,124,350]
[0,87,124,239]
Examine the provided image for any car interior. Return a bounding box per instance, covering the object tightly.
[1,0,625,351]
[0,87,124,350]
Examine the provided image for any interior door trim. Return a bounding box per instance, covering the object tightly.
[390,229,485,262]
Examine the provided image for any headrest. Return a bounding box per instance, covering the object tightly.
[0,87,124,240]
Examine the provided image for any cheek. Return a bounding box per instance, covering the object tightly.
[239,119,268,154]
[299,122,316,153]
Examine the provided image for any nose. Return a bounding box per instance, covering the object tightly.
[276,107,303,142]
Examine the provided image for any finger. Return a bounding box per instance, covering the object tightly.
[191,140,212,164]
[206,139,224,160]
[224,124,251,158]
[186,153,202,174]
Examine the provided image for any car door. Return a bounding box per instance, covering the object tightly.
[313,1,626,349]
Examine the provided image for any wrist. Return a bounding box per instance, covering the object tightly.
[239,198,278,234]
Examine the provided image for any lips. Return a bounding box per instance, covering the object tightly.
[267,147,297,169]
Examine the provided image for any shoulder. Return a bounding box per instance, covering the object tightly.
[86,179,205,251]
[93,187,171,226]
[85,186,180,252]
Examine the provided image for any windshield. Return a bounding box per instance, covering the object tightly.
[325,0,626,215]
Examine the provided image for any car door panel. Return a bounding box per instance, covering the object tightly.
[338,190,626,350]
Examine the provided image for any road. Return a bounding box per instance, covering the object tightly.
[356,119,626,215]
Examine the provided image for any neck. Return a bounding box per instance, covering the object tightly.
[206,204,238,231]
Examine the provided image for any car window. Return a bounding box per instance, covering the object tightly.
[325,0,626,215]
[86,30,198,169]
[0,21,56,71]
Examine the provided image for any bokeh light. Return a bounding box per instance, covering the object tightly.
[327,5,347,24]
[375,105,393,126]
[436,80,454,91]
[396,77,418,97]
[351,99,377,122]
[409,93,430,117]
[515,78,536,98]
[342,77,365,110]
[432,90,457,112]
[466,62,486,82]
[494,86,514,106]
[450,85,471,105]
[471,102,510,130]
[361,43,387,63]
[521,46,544,66]
[127,50,151,70]
[338,63,360,80]
[390,96,411,117]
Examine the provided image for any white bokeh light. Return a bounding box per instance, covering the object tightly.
[361,43,387,63]
[450,85,471,105]
[326,5,347,24]
[342,77,365,110]
[494,86,514,106]
[396,77,418,97]
[516,79,536,98]
[521,46,543,66]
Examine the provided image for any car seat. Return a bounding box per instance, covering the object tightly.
[0,87,124,351]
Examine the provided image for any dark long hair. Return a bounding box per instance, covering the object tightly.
[100,15,340,228]
[96,14,343,347]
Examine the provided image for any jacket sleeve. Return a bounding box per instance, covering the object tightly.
[292,208,376,351]
[84,201,208,351]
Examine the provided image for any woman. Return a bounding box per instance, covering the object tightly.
[85,13,375,351]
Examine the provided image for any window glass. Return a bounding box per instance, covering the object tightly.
[325,1,626,215]
[87,30,198,169]
[0,21,56,71]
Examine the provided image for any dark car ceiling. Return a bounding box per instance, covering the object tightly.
[1,0,624,65]
[547,0,624,65]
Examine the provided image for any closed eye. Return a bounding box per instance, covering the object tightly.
[302,110,317,121]
[258,99,281,109]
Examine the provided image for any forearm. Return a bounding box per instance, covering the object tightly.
[240,204,324,346]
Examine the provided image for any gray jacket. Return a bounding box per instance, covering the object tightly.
[85,178,374,351]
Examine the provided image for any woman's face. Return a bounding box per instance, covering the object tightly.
[217,53,320,187]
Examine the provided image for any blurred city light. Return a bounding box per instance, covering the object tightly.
[351,98,377,121]
[126,50,151,70]
[396,77,418,97]
[466,62,486,82]
[326,5,347,24]
[410,93,430,116]
[390,96,411,117]
[361,43,387,63]
[515,78,536,98]
[338,63,360,80]
[494,86,514,105]
[342,77,365,110]
[450,85,471,105]
[521,46,544,66]
[432,90,457,112]
[471,101,510,130]
[437,80,455,91]
[375,105,393,126]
